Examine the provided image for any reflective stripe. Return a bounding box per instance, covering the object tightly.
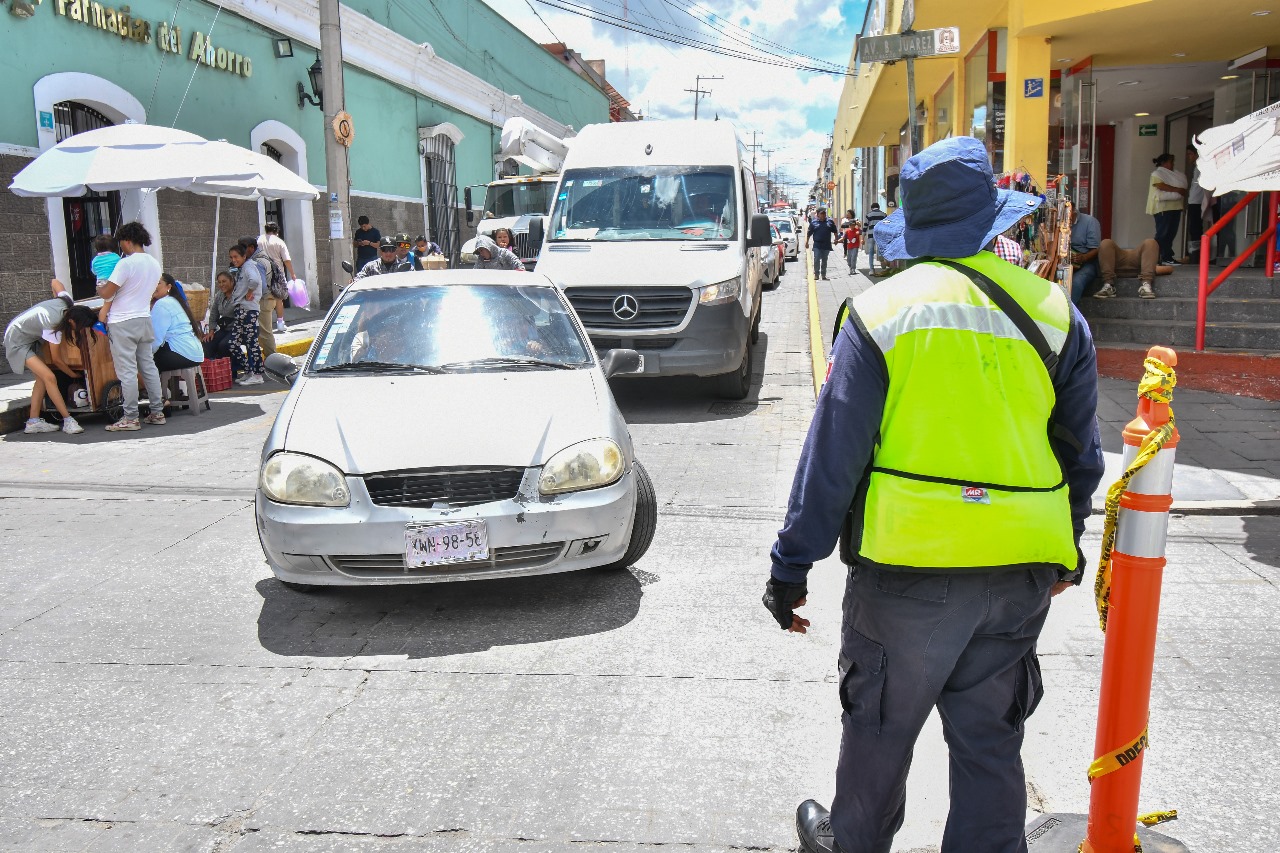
[864,302,1069,356]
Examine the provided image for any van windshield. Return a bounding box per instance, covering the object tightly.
[549,166,738,242]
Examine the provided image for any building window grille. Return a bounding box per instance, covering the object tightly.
[422,135,461,265]
[54,101,121,299]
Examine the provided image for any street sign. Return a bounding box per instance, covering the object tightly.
[1024,78,1045,98]
[857,27,959,63]
[826,180,836,191]
[1139,123,1158,137]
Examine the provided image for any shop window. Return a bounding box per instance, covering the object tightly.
[964,42,989,144]
[934,78,954,141]
[55,102,120,299]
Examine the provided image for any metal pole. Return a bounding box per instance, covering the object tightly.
[906,55,919,157]
[319,0,352,303]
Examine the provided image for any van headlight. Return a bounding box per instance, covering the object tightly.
[698,278,741,305]
[539,438,625,495]
[260,452,350,507]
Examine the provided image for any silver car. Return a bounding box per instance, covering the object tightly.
[256,270,656,588]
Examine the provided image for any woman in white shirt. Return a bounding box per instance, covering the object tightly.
[150,274,205,372]
[96,221,166,432]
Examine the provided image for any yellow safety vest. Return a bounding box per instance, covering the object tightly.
[843,252,1077,572]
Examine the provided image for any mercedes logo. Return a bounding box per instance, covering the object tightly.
[611,294,639,321]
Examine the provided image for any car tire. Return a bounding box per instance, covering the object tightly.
[716,335,753,400]
[601,461,657,571]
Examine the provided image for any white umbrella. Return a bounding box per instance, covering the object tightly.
[1194,100,1280,195]
[185,141,319,200]
[6,124,260,197]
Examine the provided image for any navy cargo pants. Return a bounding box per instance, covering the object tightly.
[831,564,1057,853]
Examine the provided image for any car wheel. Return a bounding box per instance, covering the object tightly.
[601,461,657,571]
[716,335,753,400]
[279,579,325,593]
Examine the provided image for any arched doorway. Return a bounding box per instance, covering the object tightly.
[250,121,316,292]
[55,101,121,299]
[420,123,465,265]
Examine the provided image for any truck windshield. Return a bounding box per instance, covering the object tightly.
[485,181,556,218]
[549,166,737,241]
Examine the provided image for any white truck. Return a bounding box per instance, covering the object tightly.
[464,118,572,270]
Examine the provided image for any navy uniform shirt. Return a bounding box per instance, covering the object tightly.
[808,218,840,251]
[769,262,1106,585]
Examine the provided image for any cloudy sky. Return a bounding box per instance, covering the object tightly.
[480,0,869,203]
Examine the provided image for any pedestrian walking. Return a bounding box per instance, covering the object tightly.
[4,277,94,435]
[764,136,1105,853]
[806,208,838,280]
[258,223,295,333]
[239,235,278,359]
[864,203,887,274]
[227,243,265,386]
[842,220,861,275]
[1147,153,1187,266]
[97,221,168,431]
[353,215,381,269]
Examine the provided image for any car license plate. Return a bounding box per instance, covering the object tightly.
[404,520,489,568]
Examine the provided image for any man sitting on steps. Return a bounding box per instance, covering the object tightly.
[1091,238,1173,300]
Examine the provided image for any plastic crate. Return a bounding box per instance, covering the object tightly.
[204,357,232,392]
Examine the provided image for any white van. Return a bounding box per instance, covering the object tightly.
[533,120,773,399]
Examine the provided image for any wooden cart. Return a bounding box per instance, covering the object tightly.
[40,329,126,422]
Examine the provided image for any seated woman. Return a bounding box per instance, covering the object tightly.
[3,278,96,435]
[151,273,205,372]
[202,271,236,359]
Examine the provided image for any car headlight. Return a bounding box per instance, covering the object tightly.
[260,452,350,507]
[539,438,625,495]
[698,277,741,305]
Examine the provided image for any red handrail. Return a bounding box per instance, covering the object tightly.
[1196,191,1277,351]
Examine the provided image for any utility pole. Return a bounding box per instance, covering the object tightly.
[319,0,352,302]
[684,75,723,120]
[746,130,762,174]
[762,147,777,204]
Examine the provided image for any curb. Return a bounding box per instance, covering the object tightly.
[276,337,314,357]
[806,254,825,399]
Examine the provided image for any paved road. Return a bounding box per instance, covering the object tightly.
[0,257,1276,851]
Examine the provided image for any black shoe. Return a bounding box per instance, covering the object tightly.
[797,799,837,853]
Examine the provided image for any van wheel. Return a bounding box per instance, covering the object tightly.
[716,338,753,400]
[601,461,657,570]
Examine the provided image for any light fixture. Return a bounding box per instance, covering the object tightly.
[1222,74,1240,80]
[297,56,323,109]
[1057,57,1073,63]
[1118,80,1142,86]
[1172,52,1186,57]
[1171,95,1190,100]
[9,0,37,17]
[273,38,294,59]
[1135,112,1150,117]
[1252,10,1271,15]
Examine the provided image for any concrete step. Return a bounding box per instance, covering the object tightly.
[1087,316,1280,351]
[1081,295,1280,324]
[1118,269,1280,299]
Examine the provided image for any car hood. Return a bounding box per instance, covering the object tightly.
[283,369,615,474]
[538,240,744,286]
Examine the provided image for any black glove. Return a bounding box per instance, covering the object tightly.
[762,577,807,630]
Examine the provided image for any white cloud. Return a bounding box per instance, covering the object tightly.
[481,0,863,200]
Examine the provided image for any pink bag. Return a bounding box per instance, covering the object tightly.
[286,278,309,309]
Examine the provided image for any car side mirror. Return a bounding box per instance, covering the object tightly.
[340,260,353,275]
[264,352,300,386]
[747,214,772,248]
[464,187,474,224]
[528,215,545,256]
[600,348,643,379]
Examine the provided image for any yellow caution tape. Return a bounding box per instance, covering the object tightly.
[1088,725,1149,781]
[1094,358,1177,632]
[1137,810,1178,827]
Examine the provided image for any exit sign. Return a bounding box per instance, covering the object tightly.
[1139,123,1158,137]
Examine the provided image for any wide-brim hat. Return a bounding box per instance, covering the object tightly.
[872,137,1042,262]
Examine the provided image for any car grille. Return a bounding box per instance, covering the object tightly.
[590,337,677,350]
[327,543,566,576]
[565,286,693,330]
[364,467,525,508]
[511,231,534,262]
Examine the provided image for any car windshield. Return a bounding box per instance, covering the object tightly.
[549,166,737,242]
[485,181,556,218]
[309,284,593,373]
[775,220,793,234]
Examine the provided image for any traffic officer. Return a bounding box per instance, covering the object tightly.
[763,136,1105,853]
[353,236,412,281]
[806,207,838,281]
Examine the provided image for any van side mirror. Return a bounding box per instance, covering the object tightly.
[264,352,300,385]
[464,187,474,224]
[528,215,545,257]
[747,214,772,248]
[600,349,643,379]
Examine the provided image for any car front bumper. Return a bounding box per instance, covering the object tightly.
[588,300,748,379]
[256,468,637,585]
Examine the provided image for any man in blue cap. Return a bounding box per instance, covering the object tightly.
[763,136,1105,853]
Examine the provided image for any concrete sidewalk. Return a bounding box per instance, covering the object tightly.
[807,252,1280,508]
[0,305,326,433]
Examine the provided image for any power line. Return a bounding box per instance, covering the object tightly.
[660,0,844,73]
[665,0,844,71]
[529,0,855,75]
